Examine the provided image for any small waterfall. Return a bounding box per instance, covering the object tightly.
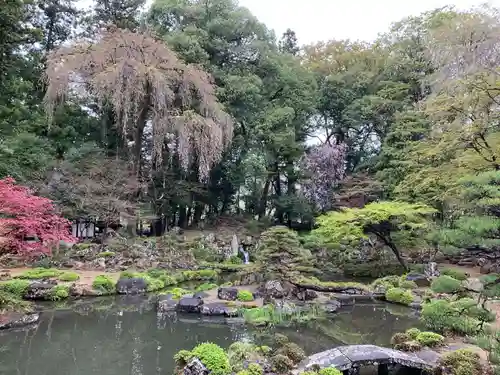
[239,245,250,264]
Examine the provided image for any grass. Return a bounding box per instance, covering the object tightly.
[58,272,80,282]
[15,268,62,279]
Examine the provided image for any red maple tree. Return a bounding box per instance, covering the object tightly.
[0,177,75,255]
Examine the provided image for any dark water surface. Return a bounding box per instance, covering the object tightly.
[0,296,419,375]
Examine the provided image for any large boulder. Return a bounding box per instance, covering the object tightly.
[0,312,40,330]
[200,303,238,317]
[405,273,431,287]
[177,297,204,313]
[294,288,318,301]
[24,281,57,300]
[184,358,209,375]
[69,283,101,297]
[157,295,178,312]
[116,277,148,294]
[217,287,238,301]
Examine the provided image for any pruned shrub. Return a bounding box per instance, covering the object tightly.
[421,300,481,335]
[237,290,254,302]
[270,354,294,373]
[416,331,444,347]
[318,368,342,375]
[174,349,193,366]
[385,287,413,305]
[58,272,80,282]
[275,342,305,364]
[441,267,468,281]
[437,349,482,375]
[191,342,230,375]
[430,275,463,294]
[92,275,115,294]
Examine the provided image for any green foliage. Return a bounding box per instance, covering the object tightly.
[191,343,230,375]
[256,226,317,281]
[430,275,464,294]
[92,275,116,294]
[420,299,483,335]
[437,349,482,375]
[318,369,342,375]
[313,201,436,268]
[0,279,30,296]
[415,331,444,347]
[49,285,70,301]
[242,304,323,326]
[399,280,418,289]
[385,288,414,305]
[174,350,193,366]
[275,342,305,364]
[98,251,116,257]
[406,328,421,340]
[441,268,468,281]
[16,268,62,279]
[237,290,254,302]
[58,272,80,282]
[228,256,243,265]
[164,288,191,299]
[343,262,407,278]
[195,283,218,292]
[270,354,294,373]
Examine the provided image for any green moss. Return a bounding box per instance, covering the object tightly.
[318,368,342,375]
[0,279,30,296]
[182,269,220,281]
[385,287,414,305]
[228,256,243,264]
[97,251,115,257]
[195,283,218,292]
[119,270,137,279]
[415,331,444,347]
[247,363,263,375]
[430,275,463,294]
[49,285,70,301]
[164,287,191,299]
[174,349,193,366]
[438,349,482,375]
[406,328,421,340]
[92,275,116,294]
[441,267,468,281]
[371,275,401,290]
[58,272,80,282]
[15,268,62,279]
[143,275,165,292]
[237,290,254,302]
[297,277,371,292]
[191,342,230,375]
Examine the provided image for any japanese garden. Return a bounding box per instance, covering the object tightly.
[0,1,500,375]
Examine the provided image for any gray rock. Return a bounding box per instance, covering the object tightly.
[200,302,238,317]
[116,277,148,294]
[158,298,178,312]
[295,289,318,301]
[0,312,40,330]
[193,291,210,299]
[322,299,341,313]
[177,297,204,313]
[217,287,238,301]
[24,282,56,300]
[184,358,209,375]
[405,273,431,287]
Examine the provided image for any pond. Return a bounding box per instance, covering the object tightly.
[0,296,420,375]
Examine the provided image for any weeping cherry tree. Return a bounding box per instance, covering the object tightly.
[43,27,233,178]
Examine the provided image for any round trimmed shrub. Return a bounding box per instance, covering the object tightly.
[415,332,444,347]
[58,272,80,282]
[174,349,193,366]
[400,280,418,290]
[318,368,342,375]
[276,342,305,364]
[92,275,116,294]
[385,287,414,305]
[438,349,482,375]
[191,342,230,375]
[237,290,254,302]
[270,354,294,373]
[405,328,421,340]
[430,275,463,294]
[441,267,468,281]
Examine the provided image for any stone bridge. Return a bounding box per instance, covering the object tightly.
[298,344,433,375]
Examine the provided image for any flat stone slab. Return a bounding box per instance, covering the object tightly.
[300,344,434,372]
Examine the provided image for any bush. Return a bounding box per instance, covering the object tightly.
[191,343,230,375]
[0,279,30,296]
[92,275,116,294]
[143,276,165,292]
[406,328,421,340]
[58,272,80,282]
[247,363,263,375]
[49,285,70,301]
[371,275,400,290]
[415,331,444,347]
[394,341,422,352]
[430,275,463,294]
[318,368,342,375]
[16,268,61,279]
[275,342,305,364]
[420,300,481,335]
[438,349,482,375]
[441,267,468,281]
[344,262,406,278]
[228,256,243,265]
[391,332,411,345]
[237,290,254,302]
[270,354,294,373]
[400,280,418,290]
[451,298,496,323]
[385,288,414,305]
[174,349,193,366]
[196,283,218,292]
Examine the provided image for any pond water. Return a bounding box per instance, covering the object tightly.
[0,296,420,375]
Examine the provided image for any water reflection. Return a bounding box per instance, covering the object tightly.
[0,298,419,375]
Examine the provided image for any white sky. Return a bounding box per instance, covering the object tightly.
[76,0,500,44]
[237,0,500,44]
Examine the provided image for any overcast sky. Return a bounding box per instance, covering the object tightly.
[237,0,500,44]
[77,0,500,44]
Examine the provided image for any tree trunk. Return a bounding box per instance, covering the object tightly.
[258,175,272,219]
